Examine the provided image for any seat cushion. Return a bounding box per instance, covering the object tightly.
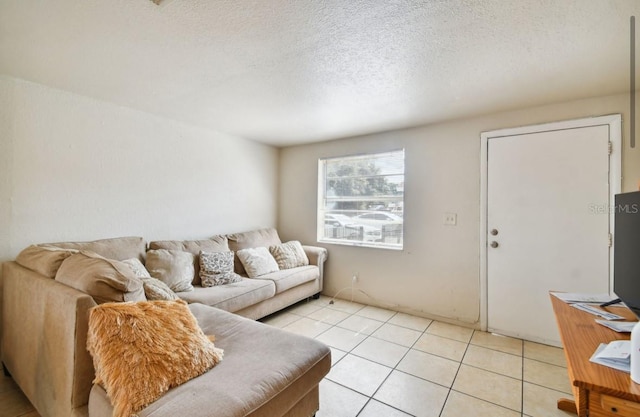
[177,278,275,312]
[88,303,331,417]
[254,266,319,294]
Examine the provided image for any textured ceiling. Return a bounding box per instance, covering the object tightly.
[1,0,639,147]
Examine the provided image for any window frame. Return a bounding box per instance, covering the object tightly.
[317,149,405,250]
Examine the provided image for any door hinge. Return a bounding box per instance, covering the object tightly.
[609,233,613,247]
[608,141,613,155]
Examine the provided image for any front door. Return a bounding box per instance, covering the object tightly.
[483,116,620,345]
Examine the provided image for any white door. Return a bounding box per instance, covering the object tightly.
[484,117,620,345]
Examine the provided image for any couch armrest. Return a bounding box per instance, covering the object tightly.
[302,245,328,267]
[2,262,97,417]
[302,245,327,293]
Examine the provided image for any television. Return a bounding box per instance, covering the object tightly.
[613,191,640,319]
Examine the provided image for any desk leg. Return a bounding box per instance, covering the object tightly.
[557,398,577,415]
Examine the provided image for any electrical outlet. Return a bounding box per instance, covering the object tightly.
[444,212,457,226]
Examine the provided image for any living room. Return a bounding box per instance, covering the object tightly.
[2,1,640,417]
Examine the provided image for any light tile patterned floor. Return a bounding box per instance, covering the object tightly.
[263,296,576,417]
[1,296,575,417]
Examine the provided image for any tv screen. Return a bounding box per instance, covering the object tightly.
[614,191,640,319]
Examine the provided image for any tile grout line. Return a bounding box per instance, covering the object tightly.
[521,335,525,417]
[355,316,437,417]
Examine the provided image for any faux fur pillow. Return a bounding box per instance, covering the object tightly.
[269,241,309,270]
[87,300,223,417]
[122,258,178,301]
[199,251,243,287]
[236,247,279,278]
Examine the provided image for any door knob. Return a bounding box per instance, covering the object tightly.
[490,241,499,248]
[490,229,499,236]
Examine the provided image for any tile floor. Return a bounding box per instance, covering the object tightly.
[262,296,575,417]
[1,296,575,417]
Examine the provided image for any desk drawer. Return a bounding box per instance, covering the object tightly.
[598,394,640,417]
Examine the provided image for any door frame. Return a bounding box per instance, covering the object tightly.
[479,115,622,332]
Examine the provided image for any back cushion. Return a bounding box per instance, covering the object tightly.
[48,236,146,262]
[148,236,229,285]
[15,245,79,278]
[55,251,146,304]
[227,228,281,276]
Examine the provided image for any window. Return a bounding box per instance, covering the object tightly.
[318,150,405,249]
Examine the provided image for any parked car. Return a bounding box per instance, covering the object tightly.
[324,213,382,242]
[352,212,403,227]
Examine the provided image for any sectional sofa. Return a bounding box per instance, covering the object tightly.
[1,229,330,417]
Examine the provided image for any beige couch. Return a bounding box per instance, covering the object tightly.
[148,228,327,319]
[1,231,330,417]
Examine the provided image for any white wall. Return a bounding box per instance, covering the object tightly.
[278,92,640,327]
[0,75,279,261]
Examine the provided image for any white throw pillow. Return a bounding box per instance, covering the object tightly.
[122,258,179,301]
[236,247,279,278]
[145,249,195,292]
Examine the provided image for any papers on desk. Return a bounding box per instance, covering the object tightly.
[551,292,617,304]
[596,320,638,333]
[570,303,625,320]
[589,341,631,373]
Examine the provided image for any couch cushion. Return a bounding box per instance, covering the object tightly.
[88,303,331,417]
[15,245,79,278]
[55,251,146,304]
[87,300,224,417]
[145,249,195,293]
[227,228,281,276]
[254,265,319,294]
[149,236,229,285]
[177,279,275,312]
[48,236,146,262]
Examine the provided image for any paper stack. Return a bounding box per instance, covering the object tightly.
[589,341,631,373]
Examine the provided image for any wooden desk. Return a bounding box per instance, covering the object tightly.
[551,294,640,416]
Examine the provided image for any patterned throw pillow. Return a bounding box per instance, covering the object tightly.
[122,258,179,301]
[236,247,280,278]
[269,241,309,270]
[199,251,243,287]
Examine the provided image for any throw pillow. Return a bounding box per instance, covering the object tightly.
[121,258,151,278]
[145,249,195,293]
[148,236,229,286]
[269,241,309,270]
[55,251,146,304]
[15,245,79,278]
[236,247,279,278]
[199,251,243,287]
[122,258,179,301]
[227,228,282,276]
[86,299,224,417]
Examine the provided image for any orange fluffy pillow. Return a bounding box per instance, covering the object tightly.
[86,300,223,417]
